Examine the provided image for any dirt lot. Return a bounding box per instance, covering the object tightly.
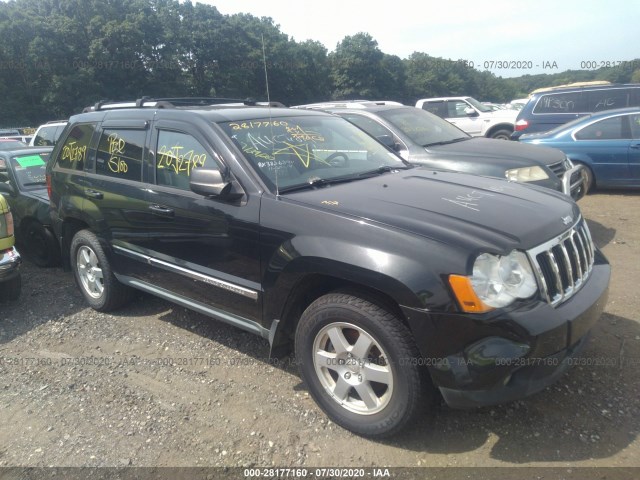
[0,191,639,477]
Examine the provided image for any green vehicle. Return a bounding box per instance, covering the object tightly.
[0,193,21,302]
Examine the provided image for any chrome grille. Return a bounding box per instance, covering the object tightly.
[527,219,595,306]
[547,160,568,179]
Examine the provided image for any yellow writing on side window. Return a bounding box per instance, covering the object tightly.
[107,133,128,174]
[157,145,207,175]
[61,141,87,163]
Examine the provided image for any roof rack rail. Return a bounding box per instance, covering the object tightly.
[83,97,287,112]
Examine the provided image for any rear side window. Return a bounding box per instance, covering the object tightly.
[341,114,394,139]
[57,124,96,171]
[96,129,146,182]
[586,89,630,111]
[421,101,447,118]
[574,116,629,140]
[33,124,65,146]
[533,92,586,114]
[155,130,217,190]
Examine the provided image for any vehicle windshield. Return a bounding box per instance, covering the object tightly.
[465,97,493,113]
[377,107,469,147]
[219,115,407,192]
[9,152,50,189]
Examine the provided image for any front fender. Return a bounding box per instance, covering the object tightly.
[261,234,456,326]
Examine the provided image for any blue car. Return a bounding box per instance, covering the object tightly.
[519,107,640,191]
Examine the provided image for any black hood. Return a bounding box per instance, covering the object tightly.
[426,137,566,167]
[285,168,579,253]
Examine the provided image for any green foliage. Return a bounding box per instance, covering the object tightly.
[0,0,638,127]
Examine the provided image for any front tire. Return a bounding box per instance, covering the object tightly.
[295,293,424,438]
[581,164,595,193]
[70,230,133,311]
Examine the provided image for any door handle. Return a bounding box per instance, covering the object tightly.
[630,143,640,149]
[149,204,175,218]
[85,189,103,199]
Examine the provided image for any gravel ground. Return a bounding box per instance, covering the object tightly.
[0,191,639,477]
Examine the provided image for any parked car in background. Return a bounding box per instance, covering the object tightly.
[0,193,21,302]
[0,147,59,266]
[512,83,640,140]
[295,101,586,200]
[29,120,68,147]
[415,96,518,140]
[0,129,21,137]
[47,97,610,437]
[519,107,640,192]
[0,135,33,144]
[0,139,28,150]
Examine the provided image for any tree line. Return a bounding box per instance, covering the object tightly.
[1,0,638,127]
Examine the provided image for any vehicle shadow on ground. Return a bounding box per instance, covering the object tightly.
[586,218,616,248]
[389,311,640,463]
[0,262,87,344]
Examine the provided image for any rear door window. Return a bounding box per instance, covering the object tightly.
[341,114,394,138]
[95,129,146,182]
[575,116,630,140]
[57,123,96,171]
[586,89,630,111]
[421,101,447,118]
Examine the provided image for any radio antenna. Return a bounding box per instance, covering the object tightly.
[261,34,279,196]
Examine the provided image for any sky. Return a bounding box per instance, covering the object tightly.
[202,0,639,78]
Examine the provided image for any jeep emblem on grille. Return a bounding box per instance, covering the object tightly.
[561,215,573,226]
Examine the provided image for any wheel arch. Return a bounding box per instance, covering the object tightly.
[60,217,91,270]
[485,123,514,138]
[268,271,417,359]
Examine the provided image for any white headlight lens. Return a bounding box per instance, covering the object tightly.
[471,251,538,308]
[505,166,549,182]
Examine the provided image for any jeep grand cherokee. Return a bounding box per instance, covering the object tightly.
[47,98,610,437]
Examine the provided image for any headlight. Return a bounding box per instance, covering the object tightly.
[505,166,549,182]
[449,250,538,312]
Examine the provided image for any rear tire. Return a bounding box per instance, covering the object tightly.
[23,221,60,267]
[70,230,133,311]
[295,293,424,438]
[489,129,512,140]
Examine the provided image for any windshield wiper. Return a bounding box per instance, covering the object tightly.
[423,137,469,148]
[277,176,355,194]
[357,164,411,177]
[278,165,410,194]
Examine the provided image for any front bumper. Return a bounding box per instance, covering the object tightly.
[0,246,21,280]
[401,251,610,408]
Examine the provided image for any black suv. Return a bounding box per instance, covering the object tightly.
[296,101,586,200]
[47,98,610,437]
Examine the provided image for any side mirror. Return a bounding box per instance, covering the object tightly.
[464,107,478,117]
[0,181,16,197]
[377,135,401,152]
[190,168,244,200]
